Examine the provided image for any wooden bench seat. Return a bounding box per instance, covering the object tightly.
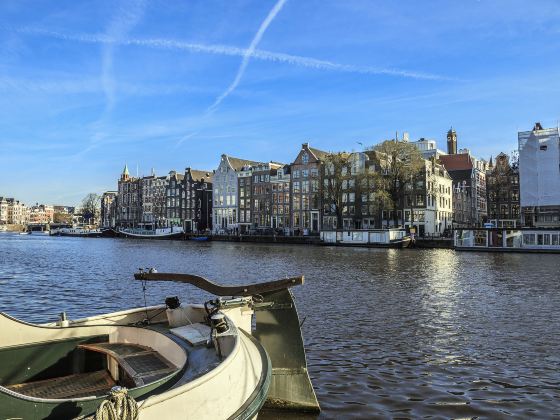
[6,370,116,399]
[78,342,178,387]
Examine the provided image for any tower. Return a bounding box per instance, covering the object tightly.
[121,164,130,181]
[447,128,457,155]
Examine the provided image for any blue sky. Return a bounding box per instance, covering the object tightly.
[1,0,560,206]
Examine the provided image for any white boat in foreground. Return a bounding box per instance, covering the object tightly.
[0,271,319,419]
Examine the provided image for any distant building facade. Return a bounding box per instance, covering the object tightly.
[251,162,283,230]
[117,165,141,228]
[518,123,560,227]
[28,204,54,224]
[183,168,213,232]
[0,198,29,225]
[141,172,167,229]
[440,151,488,226]
[291,143,326,235]
[414,138,447,159]
[486,152,520,227]
[237,165,254,234]
[166,171,184,227]
[100,192,117,228]
[270,165,291,231]
[212,155,260,234]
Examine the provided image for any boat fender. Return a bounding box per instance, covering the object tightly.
[210,313,229,334]
[165,296,180,309]
[210,312,230,359]
[57,312,69,327]
[95,386,139,420]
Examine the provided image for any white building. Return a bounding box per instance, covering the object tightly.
[212,155,260,234]
[413,138,447,159]
[423,159,453,235]
[518,122,560,227]
[0,197,8,225]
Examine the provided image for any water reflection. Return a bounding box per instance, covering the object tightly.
[1,233,559,418]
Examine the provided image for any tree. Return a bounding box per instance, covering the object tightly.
[322,151,390,229]
[322,152,351,229]
[80,193,100,225]
[53,212,73,224]
[371,139,425,227]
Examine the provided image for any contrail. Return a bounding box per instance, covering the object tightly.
[208,0,288,111]
[18,27,451,81]
[101,0,147,111]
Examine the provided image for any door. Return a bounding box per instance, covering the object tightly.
[311,212,319,232]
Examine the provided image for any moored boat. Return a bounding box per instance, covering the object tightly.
[51,227,103,237]
[0,271,319,419]
[119,227,184,239]
[321,228,412,248]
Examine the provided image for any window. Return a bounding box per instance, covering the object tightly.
[302,169,309,178]
[311,180,319,192]
[540,145,548,151]
[293,170,300,179]
[302,152,309,164]
[311,168,318,177]
[293,181,300,193]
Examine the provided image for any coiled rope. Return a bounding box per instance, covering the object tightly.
[95,386,139,420]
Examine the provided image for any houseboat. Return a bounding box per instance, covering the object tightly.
[0,270,319,419]
[50,227,103,237]
[118,226,184,239]
[454,228,560,253]
[320,228,412,248]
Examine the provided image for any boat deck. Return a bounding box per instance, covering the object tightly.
[146,323,222,387]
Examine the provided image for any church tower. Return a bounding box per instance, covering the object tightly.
[447,128,457,155]
[121,164,130,181]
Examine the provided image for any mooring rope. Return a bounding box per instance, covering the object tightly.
[94,386,139,420]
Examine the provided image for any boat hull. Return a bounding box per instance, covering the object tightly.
[119,231,184,239]
[0,305,271,420]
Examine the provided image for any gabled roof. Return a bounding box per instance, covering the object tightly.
[226,155,262,171]
[189,169,213,182]
[168,172,184,181]
[308,147,329,160]
[439,153,473,171]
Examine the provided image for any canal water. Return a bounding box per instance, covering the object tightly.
[0,233,559,418]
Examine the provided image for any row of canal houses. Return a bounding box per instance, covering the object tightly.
[104,141,456,236]
[104,121,560,236]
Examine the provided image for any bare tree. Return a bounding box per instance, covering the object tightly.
[80,193,100,225]
[322,152,351,228]
[322,151,391,229]
[371,140,425,227]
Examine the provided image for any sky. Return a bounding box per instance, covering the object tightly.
[1,0,560,206]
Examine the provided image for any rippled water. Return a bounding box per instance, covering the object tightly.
[1,233,559,418]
